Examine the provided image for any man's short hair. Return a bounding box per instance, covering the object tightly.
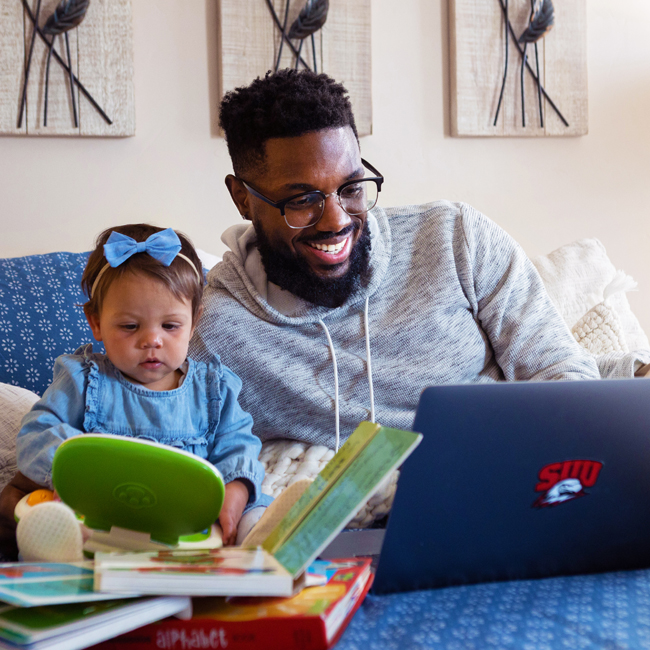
[219,69,358,177]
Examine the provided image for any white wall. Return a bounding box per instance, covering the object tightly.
[1,0,649,334]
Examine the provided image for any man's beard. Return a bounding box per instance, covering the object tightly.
[254,220,372,308]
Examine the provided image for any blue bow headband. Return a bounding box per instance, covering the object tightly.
[89,228,201,298]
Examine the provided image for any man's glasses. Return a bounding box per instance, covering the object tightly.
[238,159,384,230]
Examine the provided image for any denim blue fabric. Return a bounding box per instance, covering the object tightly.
[0,251,101,396]
[337,569,650,649]
[16,344,270,510]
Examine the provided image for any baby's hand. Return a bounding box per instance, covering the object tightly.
[218,480,250,546]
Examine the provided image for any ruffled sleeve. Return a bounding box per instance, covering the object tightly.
[204,360,267,507]
[16,349,91,489]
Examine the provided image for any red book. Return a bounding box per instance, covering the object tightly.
[92,558,372,650]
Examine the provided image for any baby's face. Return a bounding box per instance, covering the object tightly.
[86,272,194,391]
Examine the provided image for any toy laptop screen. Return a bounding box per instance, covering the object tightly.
[52,434,225,546]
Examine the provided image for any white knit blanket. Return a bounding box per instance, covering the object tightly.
[258,439,399,527]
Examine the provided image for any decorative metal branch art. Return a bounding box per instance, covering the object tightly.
[17,0,112,129]
[266,0,330,73]
[42,0,90,127]
[265,0,310,69]
[493,0,568,129]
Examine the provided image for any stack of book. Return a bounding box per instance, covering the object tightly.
[0,562,190,650]
[0,422,421,650]
[95,557,373,650]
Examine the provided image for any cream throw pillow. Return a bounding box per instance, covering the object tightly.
[531,238,649,352]
[570,271,637,355]
[0,383,39,493]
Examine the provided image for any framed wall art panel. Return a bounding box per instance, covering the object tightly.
[449,0,587,137]
[219,0,372,137]
[0,0,134,137]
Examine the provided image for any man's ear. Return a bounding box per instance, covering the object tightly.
[85,310,103,342]
[225,175,251,221]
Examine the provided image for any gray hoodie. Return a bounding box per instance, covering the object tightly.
[190,201,600,449]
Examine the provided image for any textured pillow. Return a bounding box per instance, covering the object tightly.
[0,252,98,395]
[572,303,627,355]
[0,383,39,493]
[531,239,649,352]
[570,271,639,356]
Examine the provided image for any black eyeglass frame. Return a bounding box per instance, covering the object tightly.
[237,158,384,230]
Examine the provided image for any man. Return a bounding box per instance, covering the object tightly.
[189,68,601,451]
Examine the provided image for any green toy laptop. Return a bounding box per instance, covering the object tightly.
[15,435,225,557]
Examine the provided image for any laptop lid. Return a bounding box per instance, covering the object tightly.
[372,379,650,594]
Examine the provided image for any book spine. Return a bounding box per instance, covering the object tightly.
[94,617,327,650]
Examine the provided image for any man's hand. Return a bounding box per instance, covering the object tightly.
[218,480,251,546]
[0,472,46,560]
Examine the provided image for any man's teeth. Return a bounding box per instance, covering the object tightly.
[308,238,347,253]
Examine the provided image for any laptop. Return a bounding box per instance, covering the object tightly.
[372,378,650,594]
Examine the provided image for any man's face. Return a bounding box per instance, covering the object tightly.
[227,127,371,306]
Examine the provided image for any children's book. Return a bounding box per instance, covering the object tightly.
[92,558,372,650]
[0,596,190,650]
[94,422,422,597]
[0,563,136,608]
[94,548,294,597]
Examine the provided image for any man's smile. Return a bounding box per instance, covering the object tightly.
[297,223,358,267]
[307,238,348,254]
[302,234,352,264]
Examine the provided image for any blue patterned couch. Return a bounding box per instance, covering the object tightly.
[338,570,650,649]
[0,251,99,396]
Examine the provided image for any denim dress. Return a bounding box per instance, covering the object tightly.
[16,344,271,511]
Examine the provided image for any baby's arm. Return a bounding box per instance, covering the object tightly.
[207,366,264,545]
[17,355,88,489]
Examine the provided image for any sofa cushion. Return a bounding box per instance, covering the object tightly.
[531,238,649,352]
[0,252,99,396]
[0,383,39,493]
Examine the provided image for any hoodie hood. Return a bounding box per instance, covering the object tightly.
[209,210,392,326]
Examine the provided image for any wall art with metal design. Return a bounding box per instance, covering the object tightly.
[450,0,587,137]
[0,0,134,137]
[219,0,371,137]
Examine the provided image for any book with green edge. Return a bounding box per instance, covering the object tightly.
[263,422,422,577]
[0,596,190,649]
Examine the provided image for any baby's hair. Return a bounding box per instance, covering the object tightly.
[82,224,204,323]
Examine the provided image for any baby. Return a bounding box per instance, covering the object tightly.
[16,224,271,547]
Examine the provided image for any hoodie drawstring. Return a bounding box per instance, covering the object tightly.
[318,319,340,453]
[318,296,375,454]
[363,296,376,424]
